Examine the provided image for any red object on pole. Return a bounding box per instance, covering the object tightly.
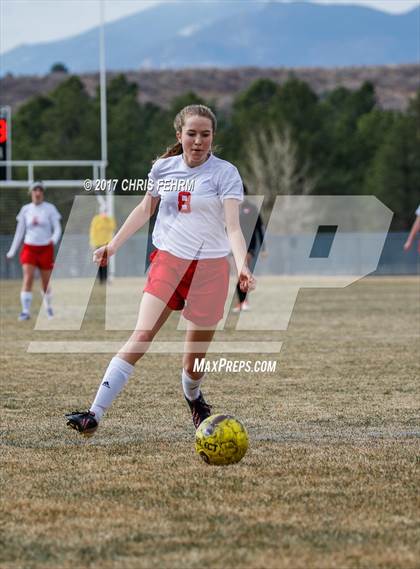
[0,119,7,144]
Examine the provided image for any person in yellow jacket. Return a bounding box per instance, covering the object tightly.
[89,207,116,283]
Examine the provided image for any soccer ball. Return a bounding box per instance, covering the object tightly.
[195,414,249,465]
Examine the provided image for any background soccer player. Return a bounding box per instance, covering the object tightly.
[403,205,420,253]
[6,181,61,320]
[89,204,116,284]
[233,185,267,312]
[66,105,255,437]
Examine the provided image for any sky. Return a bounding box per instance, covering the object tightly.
[1,0,419,54]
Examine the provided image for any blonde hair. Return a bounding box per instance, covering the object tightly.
[160,105,217,159]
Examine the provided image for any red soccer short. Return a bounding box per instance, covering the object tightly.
[144,249,230,326]
[20,243,54,270]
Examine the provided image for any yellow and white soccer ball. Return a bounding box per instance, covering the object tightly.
[195,414,249,465]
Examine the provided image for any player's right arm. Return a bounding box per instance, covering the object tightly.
[93,193,160,265]
[6,209,26,259]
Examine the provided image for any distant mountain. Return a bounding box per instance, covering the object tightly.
[141,2,420,68]
[1,1,419,76]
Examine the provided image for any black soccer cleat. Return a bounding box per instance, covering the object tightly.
[185,392,212,429]
[65,410,99,438]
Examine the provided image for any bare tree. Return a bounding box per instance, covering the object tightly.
[242,125,317,231]
[242,126,316,200]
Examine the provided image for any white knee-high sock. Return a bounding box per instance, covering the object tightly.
[90,356,134,421]
[182,368,204,401]
[42,289,53,309]
[20,291,32,314]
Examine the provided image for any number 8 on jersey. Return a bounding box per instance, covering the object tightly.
[178,191,191,213]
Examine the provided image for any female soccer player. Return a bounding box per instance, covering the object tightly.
[6,181,62,320]
[66,104,255,436]
[233,186,267,313]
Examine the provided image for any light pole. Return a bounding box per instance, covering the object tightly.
[99,0,115,278]
[99,0,108,182]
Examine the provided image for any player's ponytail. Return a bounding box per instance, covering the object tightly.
[161,141,183,159]
[159,105,217,160]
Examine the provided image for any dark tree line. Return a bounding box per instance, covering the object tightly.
[2,73,419,232]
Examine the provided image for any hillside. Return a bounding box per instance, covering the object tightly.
[1,2,418,75]
[0,65,418,113]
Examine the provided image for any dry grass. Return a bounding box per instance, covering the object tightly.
[1,276,419,569]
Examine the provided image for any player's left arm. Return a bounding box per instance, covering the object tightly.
[50,214,62,245]
[224,198,256,293]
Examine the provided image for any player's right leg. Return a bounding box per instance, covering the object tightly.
[40,269,53,319]
[66,293,173,437]
[182,323,217,428]
[98,265,107,284]
[19,264,35,320]
[233,282,246,312]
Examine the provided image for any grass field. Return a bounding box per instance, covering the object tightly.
[1,276,419,569]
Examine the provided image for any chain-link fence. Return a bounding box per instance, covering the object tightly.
[0,232,417,279]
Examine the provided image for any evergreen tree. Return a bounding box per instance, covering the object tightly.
[105,75,143,181]
[223,79,279,164]
[365,94,420,228]
[38,76,98,179]
[13,95,53,161]
[316,81,377,194]
[50,63,69,74]
[5,74,416,231]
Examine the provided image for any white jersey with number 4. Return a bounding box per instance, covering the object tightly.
[147,154,243,260]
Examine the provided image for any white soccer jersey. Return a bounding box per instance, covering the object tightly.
[416,205,420,216]
[18,202,61,245]
[147,154,243,259]
[7,201,62,257]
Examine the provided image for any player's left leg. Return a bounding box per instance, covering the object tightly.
[182,323,216,428]
[40,269,53,318]
[181,256,229,427]
[240,252,254,311]
[233,281,247,312]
